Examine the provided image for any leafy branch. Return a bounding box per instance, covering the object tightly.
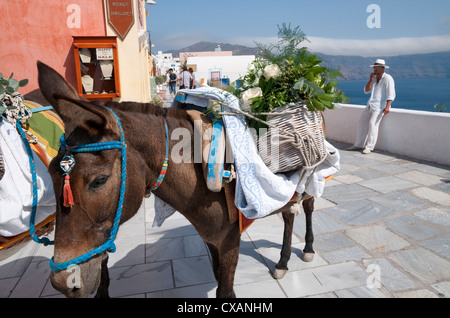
[233,23,349,131]
[0,72,28,95]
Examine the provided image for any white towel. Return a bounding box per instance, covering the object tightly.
[0,120,56,237]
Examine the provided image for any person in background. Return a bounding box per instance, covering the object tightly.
[188,67,196,89]
[347,59,396,154]
[167,68,177,99]
[180,68,191,90]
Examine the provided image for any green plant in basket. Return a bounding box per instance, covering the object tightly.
[233,24,349,131]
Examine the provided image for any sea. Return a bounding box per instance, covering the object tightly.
[336,78,450,112]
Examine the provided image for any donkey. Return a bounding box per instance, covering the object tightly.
[37,62,315,298]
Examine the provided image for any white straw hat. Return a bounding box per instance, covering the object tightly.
[370,59,390,69]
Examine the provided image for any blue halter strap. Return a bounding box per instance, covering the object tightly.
[49,107,127,271]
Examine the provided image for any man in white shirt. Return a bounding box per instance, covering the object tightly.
[180,69,192,89]
[188,67,196,89]
[348,59,396,154]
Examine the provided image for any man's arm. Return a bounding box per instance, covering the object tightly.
[383,100,393,115]
[365,73,375,93]
[383,76,396,115]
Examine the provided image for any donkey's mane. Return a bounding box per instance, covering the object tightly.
[105,101,190,122]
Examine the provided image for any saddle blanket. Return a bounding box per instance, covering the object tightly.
[167,87,340,220]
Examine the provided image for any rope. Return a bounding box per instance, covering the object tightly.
[2,92,38,143]
[59,137,123,153]
[16,121,54,246]
[48,107,127,271]
[0,142,4,181]
[1,92,32,126]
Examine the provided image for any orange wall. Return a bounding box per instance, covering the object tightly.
[0,0,106,95]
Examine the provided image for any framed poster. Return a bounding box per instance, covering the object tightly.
[210,71,221,81]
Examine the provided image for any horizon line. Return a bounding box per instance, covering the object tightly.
[156,34,450,58]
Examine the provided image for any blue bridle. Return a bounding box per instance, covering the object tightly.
[17,107,125,270]
[48,107,127,271]
[21,105,169,271]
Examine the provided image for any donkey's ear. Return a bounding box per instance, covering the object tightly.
[37,61,107,134]
[52,96,108,135]
[37,61,84,106]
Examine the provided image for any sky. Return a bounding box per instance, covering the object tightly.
[145,0,450,57]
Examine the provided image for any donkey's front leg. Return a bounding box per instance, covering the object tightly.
[94,254,110,298]
[216,226,241,298]
[273,211,295,280]
[302,197,315,262]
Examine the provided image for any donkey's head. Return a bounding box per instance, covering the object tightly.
[37,62,142,297]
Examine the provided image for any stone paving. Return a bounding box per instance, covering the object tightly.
[1,94,450,298]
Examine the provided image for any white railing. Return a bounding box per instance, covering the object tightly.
[323,104,450,166]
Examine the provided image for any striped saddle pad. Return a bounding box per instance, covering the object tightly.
[22,100,64,167]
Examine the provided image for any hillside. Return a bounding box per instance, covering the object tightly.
[167,41,259,57]
[165,42,450,80]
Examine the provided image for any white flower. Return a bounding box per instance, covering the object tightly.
[263,64,281,79]
[241,87,263,111]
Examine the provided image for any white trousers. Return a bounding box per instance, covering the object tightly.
[354,107,384,151]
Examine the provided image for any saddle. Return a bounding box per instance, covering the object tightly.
[186,110,240,224]
[186,109,306,233]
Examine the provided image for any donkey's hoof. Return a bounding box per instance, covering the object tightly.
[302,252,315,262]
[273,268,288,280]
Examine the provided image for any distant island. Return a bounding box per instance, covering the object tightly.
[165,42,450,80]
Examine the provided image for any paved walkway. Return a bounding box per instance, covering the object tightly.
[1,131,450,298]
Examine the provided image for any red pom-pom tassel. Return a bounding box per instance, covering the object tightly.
[63,175,74,207]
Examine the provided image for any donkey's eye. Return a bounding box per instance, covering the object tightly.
[88,175,109,191]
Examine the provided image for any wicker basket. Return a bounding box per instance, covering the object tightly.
[257,102,327,173]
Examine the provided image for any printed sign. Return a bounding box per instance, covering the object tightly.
[96,48,114,60]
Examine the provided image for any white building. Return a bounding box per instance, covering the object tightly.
[154,51,180,75]
[187,55,255,87]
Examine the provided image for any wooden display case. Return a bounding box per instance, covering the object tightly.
[72,36,120,99]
